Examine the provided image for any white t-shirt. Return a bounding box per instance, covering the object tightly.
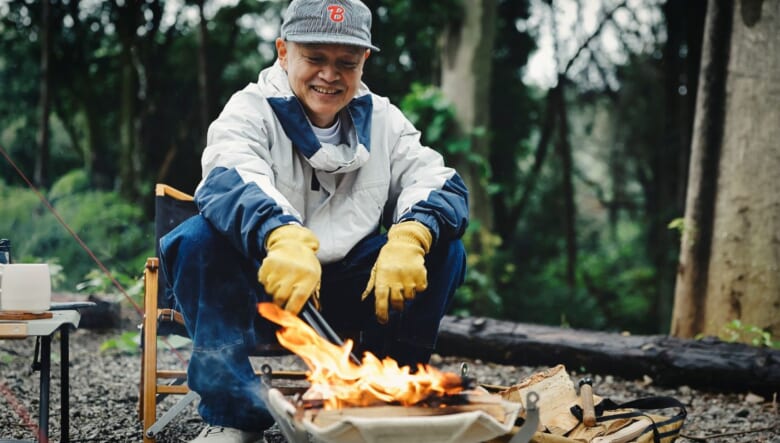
[311,117,343,145]
[308,117,348,207]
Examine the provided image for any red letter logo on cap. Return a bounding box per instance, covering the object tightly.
[327,5,345,22]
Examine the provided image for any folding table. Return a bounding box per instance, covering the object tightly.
[0,310,81,443]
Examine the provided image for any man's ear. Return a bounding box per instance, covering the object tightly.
[364,49,371,61]
[276,38,288,69]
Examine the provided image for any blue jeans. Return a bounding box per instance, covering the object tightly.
[159,215,466,431]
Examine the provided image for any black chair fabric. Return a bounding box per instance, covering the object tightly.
[154,192,198,336]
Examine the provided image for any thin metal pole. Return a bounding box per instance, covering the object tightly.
[60,327,70,443]
[39,335,51,443]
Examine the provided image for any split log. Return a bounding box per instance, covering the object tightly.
[436,315,780,397]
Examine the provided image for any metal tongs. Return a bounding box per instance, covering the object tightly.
[299,300,361,364]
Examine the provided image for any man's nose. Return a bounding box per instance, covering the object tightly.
[319,64,340,82]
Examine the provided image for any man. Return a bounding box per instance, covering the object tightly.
[160,0,468,441]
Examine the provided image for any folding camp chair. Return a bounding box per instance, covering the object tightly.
[138,184,309,442]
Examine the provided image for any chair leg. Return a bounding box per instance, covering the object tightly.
[139,334,145,421]
[146,390,200,438]
[142,258,161,443]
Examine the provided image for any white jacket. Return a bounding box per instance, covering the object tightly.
[195,61,468,264]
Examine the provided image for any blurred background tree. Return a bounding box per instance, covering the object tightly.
[671,0,780,339]
[3,0,774,341]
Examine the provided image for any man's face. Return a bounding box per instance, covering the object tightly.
[276,38,370,128]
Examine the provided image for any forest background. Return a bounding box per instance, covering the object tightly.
[0,0,776,343]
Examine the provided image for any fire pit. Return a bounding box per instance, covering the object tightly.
[266,387,520,443]
[257,303,525,443]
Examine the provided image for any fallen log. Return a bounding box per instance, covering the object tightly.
[436,315,780,397]
[51,292,121,329]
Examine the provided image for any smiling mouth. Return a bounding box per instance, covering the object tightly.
[311,85,341,95]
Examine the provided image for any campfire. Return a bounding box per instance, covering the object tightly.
[258,302,469,408]
[257,302,521,443]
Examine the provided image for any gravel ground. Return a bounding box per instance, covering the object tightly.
[1,315,778,443]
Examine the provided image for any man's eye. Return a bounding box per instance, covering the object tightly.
[306,56,324,64]
[340,62,358,69]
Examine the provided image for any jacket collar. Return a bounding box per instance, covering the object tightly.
[263,62,373,173]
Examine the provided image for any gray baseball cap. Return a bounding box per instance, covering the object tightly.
[281,0,380,52]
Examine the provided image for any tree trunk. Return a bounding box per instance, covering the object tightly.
[671,0,732,337]
[652,0,706,332]
[705,0,780,336]
[35,0,51,188]
[673,0,780,338]
[119,49,137,196]
[58,0,107,187]
[116,0,141,199]
[505,89,557,243]
[439,0,497,233]
[554,79,577,288]
[84,97,111,187]
[196,0,211,148]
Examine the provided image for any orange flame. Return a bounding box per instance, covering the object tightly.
[257,302,464,409]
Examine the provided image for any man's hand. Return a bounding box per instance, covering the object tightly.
[361,221,433,324]
[258,224,321,315]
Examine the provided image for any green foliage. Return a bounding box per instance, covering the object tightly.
[0,3,40,185]
[510,254,606,329]
[451,223,505,317]
[399,84,504,317]
[502,204,661,333]
[100,331,141,354]
[400,84,463,149]
[77,268,145,306]
[577,230,656,332]
[0,0,277,199]
[362,0,464,102]
[400,83,494,194]
[49,169,91,200]
[713,320,780,349]
[0,173,153,290]
[668,217,694,247]
[396,81,660,330]
[158,334,193,350]
[99,331,192,355]
[667,217,685,235]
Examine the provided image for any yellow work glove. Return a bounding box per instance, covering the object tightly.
[258,224,321,315]
[361,221,433,324]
